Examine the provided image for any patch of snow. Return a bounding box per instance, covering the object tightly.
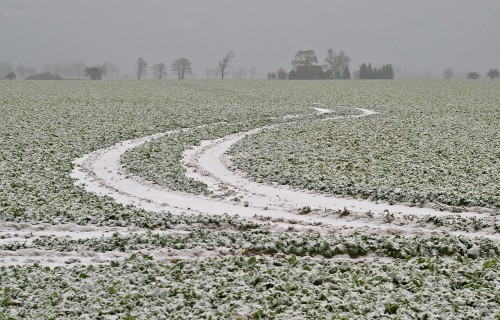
[0,223,188,246]
[312,107,333,114]
[0,248,398,267]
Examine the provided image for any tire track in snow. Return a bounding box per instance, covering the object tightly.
[70,108,498,241]
[4,108,496,266]
[0,248,396,267]
[0,222,189,246]
[186,108,489,220]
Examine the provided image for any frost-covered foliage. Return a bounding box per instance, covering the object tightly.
[122,122,273,196]
[1,255,499,319]
[1,80,499,319]
[6,230,499,260]
[230,81,500,209]
[0,80,321,225]
[121,106,360,195]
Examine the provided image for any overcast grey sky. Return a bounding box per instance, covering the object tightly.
[1,0,499,78]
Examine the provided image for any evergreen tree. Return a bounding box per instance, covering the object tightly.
[380,65,387,79]
[359,62,394,79]
[359,63,368,79]
[342,66,351,80]
[386,64,394,79]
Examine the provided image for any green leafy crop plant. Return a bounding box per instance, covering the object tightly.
[1,80,498,319]
[1,255,499,319]
[230,81,500,209]
[0,80,327,225]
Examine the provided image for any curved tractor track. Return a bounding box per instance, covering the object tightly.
[70,107,498,240]
[3,107,497,266]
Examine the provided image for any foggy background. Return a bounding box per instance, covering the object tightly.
[1,0,499,79]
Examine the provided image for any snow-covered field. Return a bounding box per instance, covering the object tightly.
[0,80,498,319]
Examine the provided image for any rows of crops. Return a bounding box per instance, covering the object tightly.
[230,82,500,210]
[2,255,498,319]
[1,80,498,319]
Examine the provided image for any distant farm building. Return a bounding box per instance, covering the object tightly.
[289,65,331,80]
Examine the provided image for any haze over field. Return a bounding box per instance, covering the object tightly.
[1,0,499,78]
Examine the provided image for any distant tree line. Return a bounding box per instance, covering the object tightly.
[264,49,499,81]
[2,54,499,81]
[277,49,352,80]
[267,50,391,80]
[0,60,36,79]
[267,67,289,80]
[442,67,499,80]
[130,51,235,80]
[25,73,63,80]
[359,63,394,79]
[45,61,119,79]
[0,59,121,80]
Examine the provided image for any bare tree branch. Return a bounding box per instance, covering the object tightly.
[324,49,351,79]
[171,58,192,80]
[152,62,167,80]
[217,51,235,80]
[135,58,148,80]
[291,50,318,69]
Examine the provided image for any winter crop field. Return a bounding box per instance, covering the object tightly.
[0,80,499,319]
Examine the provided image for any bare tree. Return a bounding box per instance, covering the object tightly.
[171,58,192,80]
[323,49,351,79]
[217,51,235,79]
[442,68,454,80]
[486,68,499,79]
[152,62,167,80]
[135,58,148,80]
[291,50,318,69]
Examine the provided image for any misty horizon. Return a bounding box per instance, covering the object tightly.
[1,0,499,79]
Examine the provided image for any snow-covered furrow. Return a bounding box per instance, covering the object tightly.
[0,248,395,267]
[0,223,189,246]
[187,118,488,220]
[2,107,495,267]
[0,248,227,267]
[69,107,499,241]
